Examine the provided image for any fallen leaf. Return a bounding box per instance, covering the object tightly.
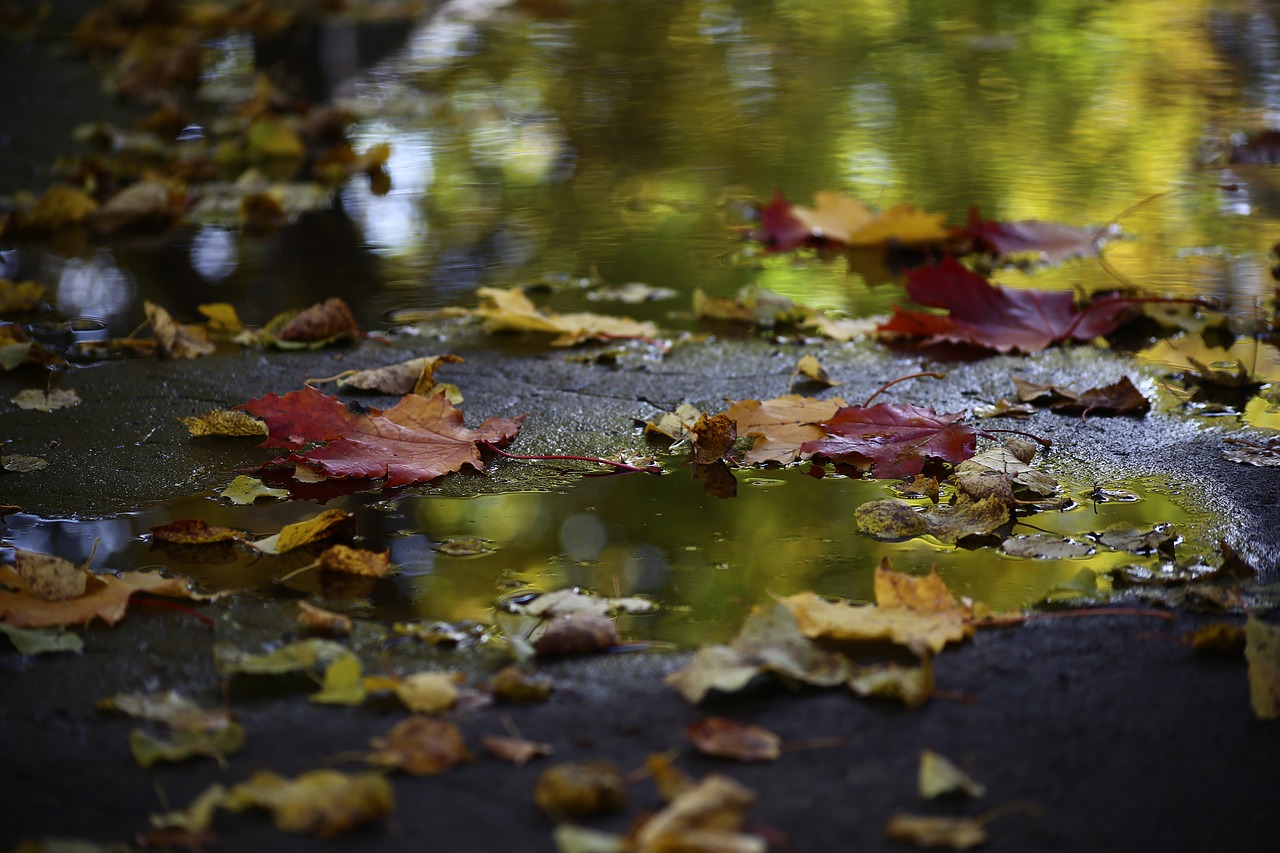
[250,509,356,554]
[2,454,47,472]
[130,722,245,768]
[1,562,215,629]
[434,536,493,557]
[89,180,185,234]
[690,412,737,465]
[791,353,842,391]
[99,690,230,732]
[149,519,244,545]
[1223,436,1280,467]
[298,601,352,635]
[14,185,99,233]
[198,303,243,336]
[645,402,704,443]
[1048,377,1150,420]
[855,499,928,539]
[1246,617,1280,720]
[1095,523,1176,556]
[180,409,268,437]
[848,658,934,708]
[801,402,978,479]
[685,717,781,761]
[857,497,1009,544]
[1002,534,1095,559]
[553,824,628,853]
[223,769,394,837]
[365,671,462,714]
[263,297,359,349]
[489,666,554,703]
[919,750,986,799]
[214,638,361,703]
[149,783,229,834]
[533,613,621,656]
[632,773,766,853]
[878,256,1138,353]
[11,388,81,411]
[726,394,846,464]
[237,385,526,487]
[475,286,658,346]
[885,813,988,849]
[483,734,554,766]
[312,354,464,396]
[145,301,216,358]
[781,563,972,655]
[0,623,83,655]
[952,442,1059,503]
[317,543,391,577]
[588,282,677,303]
[220,474,289,503]
[14,548,88,601]
[535,760,628,818]
[367,716,473,775]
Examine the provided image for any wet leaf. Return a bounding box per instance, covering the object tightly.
[691,412,737,465]
[885,813,988,849]
[250,509,356,555]
[1002,534,1095,559]
[878,256,1137,353]
[434,536,493,557]
[533,613,621,656]
[1223,436,1280,466]
[89,180,186,234]
[367,716,472,775]
[11,388,81,411]
[725,394,846,464]
[237,385,526,487]
[365,671,462,714]
[801,312,881,342]
[14,549,87,601]
[180,409,268,438]
[214,638,361,703]
[919,750,986,799]
[313,354,465,396]
[220,474,288,504]
[149,519,244,545]
[857,497,1009,544]
[223,769,393,837]
[15,185,99,233]
[1246,617,1280,720]
[1,563,216,629]
[130,722,246,768]
[1096,523,1176,556]
[145,301,216,358]
[801,402,979,479]
[855,499,929,539]
[3,454,47,472]
[1013,375,1150,419]
[781,564,972,655]
[150,783,229,834]
[483,734,554,766]
[848,659,934,708]
[489,666,554,704]
[198,303,243,337]
[298,601,353,636]
[536,760,628,819]
[317,543,391,577]
[953,443,1059,503]
[475,286,659,346]
[685,717,781,761]
[632,773,766,853]
[645,402,704,443]
[264,297,359,348]
[554,824,627,853]
[0,623,83,655]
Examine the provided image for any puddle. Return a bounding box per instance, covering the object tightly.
[1,464,1219,647]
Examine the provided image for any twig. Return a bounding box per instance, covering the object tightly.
[480,441,663,475]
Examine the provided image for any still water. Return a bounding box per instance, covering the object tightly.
[3,0,1276,642]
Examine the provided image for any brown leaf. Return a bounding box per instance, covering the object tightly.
[318,544,391,577]
[367,716,472,775]
[535,760,628,818]
[145,301,216,358]
[482,734,554,766]
[690,412,736,465]
[685,717,781,761]
[533,613,620,656]
[726,394,846,464]
[297,601,352,636]
[271,297,359,345]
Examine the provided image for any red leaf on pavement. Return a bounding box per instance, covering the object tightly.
[877,256,1137,353]
[963,207,1113,262]
[800,402,978,479]
[238,385,526,487]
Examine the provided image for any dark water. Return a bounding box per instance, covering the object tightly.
[3,0,1276,641]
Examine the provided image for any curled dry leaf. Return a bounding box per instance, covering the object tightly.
[313,354,465,395]
[535,760,628,819]
[145,301,216,358]
[685,717,781,762]
[367,716,473,775]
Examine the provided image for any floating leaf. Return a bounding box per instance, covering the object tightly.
[964,206,1111,262]
[317,543,391,577]
[149,519,244,545]
[1002,534,1094,559]
[533,614,621,656]
[262,298,358,349]
[856,497,1009,544]
[220,475,288,504]
[250,509,355,555]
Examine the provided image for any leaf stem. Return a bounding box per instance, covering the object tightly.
[862,371,946,407]
[480,442,664,475]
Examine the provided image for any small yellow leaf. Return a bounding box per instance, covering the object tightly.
[180,409,268,438]
[919,750,986,799]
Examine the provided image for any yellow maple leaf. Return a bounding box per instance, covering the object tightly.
[474,287,658,346]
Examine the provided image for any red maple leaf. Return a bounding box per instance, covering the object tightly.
[877,256,1137,353]
[963,207,1113,262]
[799,402,978,479]
[237,385,526,487]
